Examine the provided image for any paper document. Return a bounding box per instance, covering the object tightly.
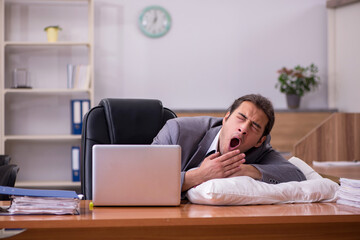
[0,186,81,215]
[313,161,360,167]
[336,178,360,209]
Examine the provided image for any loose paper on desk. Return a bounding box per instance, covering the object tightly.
[313,161,360,167]
[337,178,360,209]
[0,186,81,215]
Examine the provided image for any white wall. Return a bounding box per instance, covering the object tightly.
[94,0,328,110]
[328,2,360,112]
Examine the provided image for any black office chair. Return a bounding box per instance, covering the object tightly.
[80,98,177,200]
[0,155,19,201]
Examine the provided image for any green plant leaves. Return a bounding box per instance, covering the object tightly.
[275,63,320,97]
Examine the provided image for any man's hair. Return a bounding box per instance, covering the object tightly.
[227,94,275,137]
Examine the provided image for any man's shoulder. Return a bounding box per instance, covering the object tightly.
[168,116,223,129]
[163,116,222,146]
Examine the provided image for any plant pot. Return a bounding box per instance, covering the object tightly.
[45,27,59,42]
[286,94,301,109]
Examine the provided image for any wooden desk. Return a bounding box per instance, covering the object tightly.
[1,201,360,240]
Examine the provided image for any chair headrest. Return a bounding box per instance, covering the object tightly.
[99,99,165,144]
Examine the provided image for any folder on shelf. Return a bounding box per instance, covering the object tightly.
[81,99,90,119]
[77,64,90,89]
[0,186,80,215]
[71,100,82,135]
[68,64,90,89]
[67,64,74,89]
[71,99,91,135]
[72,146,80,182]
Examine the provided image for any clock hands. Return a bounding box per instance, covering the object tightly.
[153,10,158,24]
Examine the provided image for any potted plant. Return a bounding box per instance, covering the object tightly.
[275,63,320,109]
[44,25,62,42]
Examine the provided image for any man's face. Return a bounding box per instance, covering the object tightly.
[218,101,269,155]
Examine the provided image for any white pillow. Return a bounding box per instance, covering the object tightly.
[288,156,322,180]
[186,157,339,206]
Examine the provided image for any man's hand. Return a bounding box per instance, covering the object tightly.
[182,150,245,192]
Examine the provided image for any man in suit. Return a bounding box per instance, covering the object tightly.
[152,94,306,198]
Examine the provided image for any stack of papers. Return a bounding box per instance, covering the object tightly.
[313,161,360,167]
[0,186,81,215]
[337,178,360,208]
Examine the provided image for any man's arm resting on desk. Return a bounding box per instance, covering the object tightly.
[251,150,307,183]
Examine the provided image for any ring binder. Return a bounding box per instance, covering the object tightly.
[72,146,80,182]
[71,99,90,135]
[71,100,82,135]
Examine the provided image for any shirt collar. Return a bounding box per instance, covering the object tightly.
[206,129,221,156]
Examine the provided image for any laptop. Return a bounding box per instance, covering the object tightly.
[92,144,181,206]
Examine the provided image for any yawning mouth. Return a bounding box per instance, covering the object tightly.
[229,137,241,151]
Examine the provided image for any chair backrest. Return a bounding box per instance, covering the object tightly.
[0,164,19,200]
[80,98,177,200]
[0,155,11,166]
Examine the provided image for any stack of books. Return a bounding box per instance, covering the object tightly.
[337,178,360,208]
[0,186,81,215]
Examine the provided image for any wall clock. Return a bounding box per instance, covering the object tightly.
[139,6,171,38]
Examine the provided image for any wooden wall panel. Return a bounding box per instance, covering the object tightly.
[356,114,360,161]
[271,112,333,153]
[175,111,333,153]
[294,113,360,164]
[176,112,226,118]
[293,115,337,164]
[327,0,360,8]
[335,113,360,161]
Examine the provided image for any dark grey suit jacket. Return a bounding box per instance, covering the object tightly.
[152,116,306,196]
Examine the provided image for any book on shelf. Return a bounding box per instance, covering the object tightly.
[0,186,81,215]
[67,64,90,89]
[72,146,80,182]
[67,64,74,89]
[71,99,90,135]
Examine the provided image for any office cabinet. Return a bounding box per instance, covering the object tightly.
[0,0,94,191]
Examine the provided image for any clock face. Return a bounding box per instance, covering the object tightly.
[139,6,171,38]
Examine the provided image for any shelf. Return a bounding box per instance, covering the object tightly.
[4,134,81,141]
[4,88,91,94]
[4,42,91,47]
[5,0,90,4]
[1,0,93,191]
[327,0,360,8]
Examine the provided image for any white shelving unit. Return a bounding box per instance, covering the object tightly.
[0,0,94,191]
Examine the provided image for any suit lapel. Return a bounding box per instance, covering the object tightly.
[184,125,221,171]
